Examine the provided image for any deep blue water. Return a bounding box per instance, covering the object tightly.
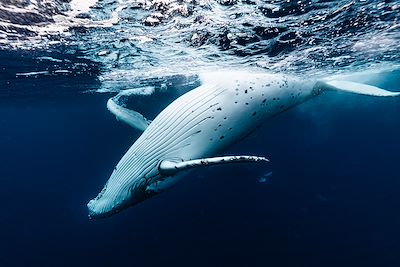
[1,0,400,266]
[1,59,400,266]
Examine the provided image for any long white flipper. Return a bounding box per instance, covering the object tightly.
[106,87,155,131]
[322,80,400,97]
[107,98,151,131]
[159,155,269,177]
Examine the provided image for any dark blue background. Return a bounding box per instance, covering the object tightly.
[1,52,400,267]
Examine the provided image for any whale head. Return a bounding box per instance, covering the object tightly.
[87,150,162,219]
[87,175,147,219]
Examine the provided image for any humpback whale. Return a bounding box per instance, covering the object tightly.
[87,70,399,219]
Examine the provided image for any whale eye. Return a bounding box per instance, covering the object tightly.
[252,112,257,116]
[220,136,225,140]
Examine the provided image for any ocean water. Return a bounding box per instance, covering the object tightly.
[1,0,400,266]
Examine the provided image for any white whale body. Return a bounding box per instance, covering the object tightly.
[87,70,399,219]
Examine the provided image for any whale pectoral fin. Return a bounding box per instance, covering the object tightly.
[107,97,151,131]
[322,80,400,97]
[159,155,269,177]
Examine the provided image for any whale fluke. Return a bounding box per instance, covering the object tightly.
[322,80,400,97]
[159,155,269,177]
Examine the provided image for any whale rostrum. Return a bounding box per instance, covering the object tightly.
[87,69,399,219]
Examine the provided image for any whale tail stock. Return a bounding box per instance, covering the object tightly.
[319,80,400,97]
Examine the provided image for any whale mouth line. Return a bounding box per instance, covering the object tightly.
[87,178,151,219]
[87,207,121,220]
[87,197,128,220]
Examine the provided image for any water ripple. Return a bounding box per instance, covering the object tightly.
[1,0,399,93]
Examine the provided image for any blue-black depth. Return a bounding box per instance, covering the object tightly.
[1,0,400,266]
